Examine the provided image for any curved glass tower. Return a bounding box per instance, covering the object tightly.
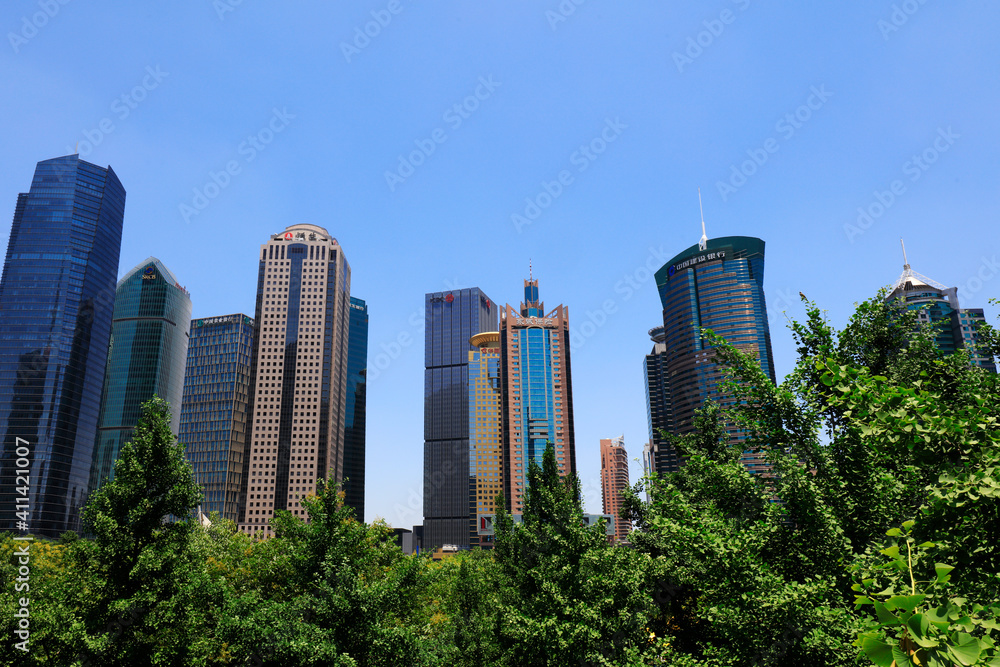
[653,236,774,473]
[0,155,125,537]
[89,257,192,492]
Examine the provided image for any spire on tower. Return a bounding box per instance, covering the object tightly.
[698,188,708,251]
[901,238,910,270]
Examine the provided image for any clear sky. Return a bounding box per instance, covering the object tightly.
[2,1,998,524]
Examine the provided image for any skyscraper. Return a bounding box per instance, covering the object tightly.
[90,258,192,493]
[179,314,255,523]
[343,296,368,521]
[239,225,352,537]
[500,278,576,514]
[643,325,680,477]
[888,247,996,373]
[600,435,630,543]
[0,155,125,537]
[468,331,502,549]
[423,288,498,551]
[653,235,775,473]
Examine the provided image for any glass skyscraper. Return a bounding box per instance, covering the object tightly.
[343,296,368,522]
[90,258,192,493]
[642,325,680,477]
[239,225,352,537]
[887,258,997,374]
[468,331,502,549]
[179,314,255,523]
[0,155,125,537]
[500,278,576,514]
[423,287,498,551]
[653,236,775,474]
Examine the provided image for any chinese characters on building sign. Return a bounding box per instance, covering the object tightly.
[514,317,555,327]
[666,248,729,280]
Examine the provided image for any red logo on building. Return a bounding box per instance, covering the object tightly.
[284,232,293,240]
[445,293,454,304]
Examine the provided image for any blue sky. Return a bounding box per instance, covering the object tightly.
[2,1,998,524]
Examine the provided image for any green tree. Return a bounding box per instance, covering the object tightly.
[493,444,659,666]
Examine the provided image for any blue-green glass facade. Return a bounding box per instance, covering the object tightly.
[0,155,125,537]
[888,274,996,374]
[179,314,254,522]
[89,258,192,493]
[653,236,774,473]
[343,296,367,521]
[500,280,575,514]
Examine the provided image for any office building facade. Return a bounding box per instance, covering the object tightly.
[0,155,125,537]
[888,258,996,373]
[423,288,498,551]
[239,225,352,537]
[468,331,502,549]
[653,236,775,474]
[90,258,192,492]
[179,314,255,523]
[500,278,576,514]
[343,296,368,521]
[643,325,680,477]
[600,435,630,543]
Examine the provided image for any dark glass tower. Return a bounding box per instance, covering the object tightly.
[653,236,775,474]
[90,258,192,492]
[179,314,255,523]
[343,296,368,521]
[423,288,498,551]
[0,155,125,537]
[642,326,680,476]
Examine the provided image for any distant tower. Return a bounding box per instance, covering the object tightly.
[888,241,995,373]
[500,277,576,514]
[600,436,630,543]
[653,231,775,474]
[90,257,192,494]
[239,225,352,537]
[179,314,255,523]
[343,296,368,521]
[643,326,679,477]
[0,155,125,537]
[422,288,498,551]
[468,331,503,549]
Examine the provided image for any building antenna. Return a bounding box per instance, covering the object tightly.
[900,238,910,269]
[529,258,533,281]
[698,188,708,251]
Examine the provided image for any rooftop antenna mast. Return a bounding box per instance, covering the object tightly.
[900,238,910,269]
[529,258,533,281]
[698,188,708,251]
